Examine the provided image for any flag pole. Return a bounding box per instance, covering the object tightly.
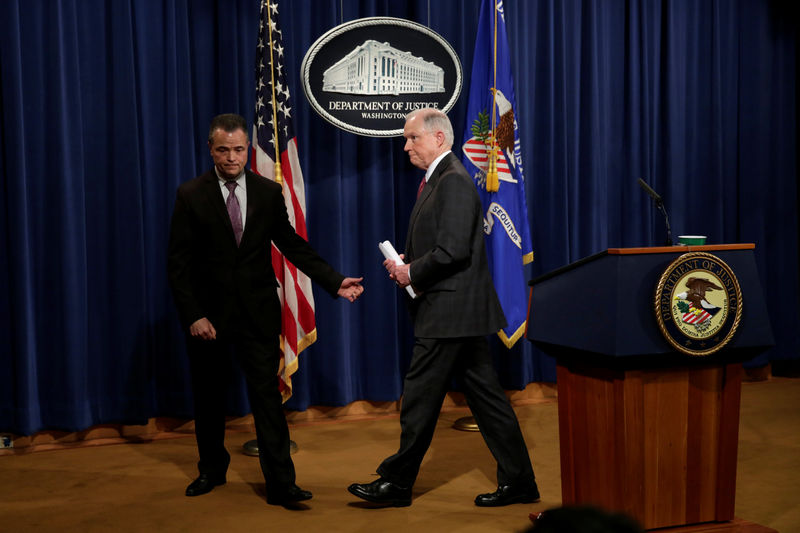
[244,0,298,457]
[456,0,500,433]
[265,0,283,184]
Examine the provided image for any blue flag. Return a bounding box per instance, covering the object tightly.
[461,0,533,348]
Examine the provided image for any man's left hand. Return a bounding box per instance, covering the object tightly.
[384,257,411,288]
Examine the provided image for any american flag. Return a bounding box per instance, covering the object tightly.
[251,0,316,402]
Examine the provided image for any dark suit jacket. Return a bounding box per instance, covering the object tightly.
[168,168,344,338]
[405,152,507,338]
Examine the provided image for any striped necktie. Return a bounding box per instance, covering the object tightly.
[225,181,243,246]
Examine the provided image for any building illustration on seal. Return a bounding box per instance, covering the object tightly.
[323,40,444,95]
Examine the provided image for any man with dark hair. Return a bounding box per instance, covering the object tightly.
[207,113,248,143]
[168,113,363,505]
[348,108,538,507]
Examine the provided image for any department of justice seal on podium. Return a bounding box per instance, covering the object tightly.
[654,252,743,356]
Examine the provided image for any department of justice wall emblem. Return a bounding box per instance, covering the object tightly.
[654,252,743,356]
[301,17,462,137]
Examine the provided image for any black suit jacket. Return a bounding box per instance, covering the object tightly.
[405,152,507,338]
[168,168,343,338]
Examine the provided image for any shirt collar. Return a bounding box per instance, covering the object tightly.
[425,150,451,182]
[215,168,246,190]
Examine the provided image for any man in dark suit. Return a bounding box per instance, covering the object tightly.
[348,108,539,507]
[168,113,363,505]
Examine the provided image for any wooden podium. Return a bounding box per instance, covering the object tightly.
[527,245,774,530]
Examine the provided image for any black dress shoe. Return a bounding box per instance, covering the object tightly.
[266,484,313,505]
[474,482,540,507]
[347,478,412,507]
[185,473,226,496]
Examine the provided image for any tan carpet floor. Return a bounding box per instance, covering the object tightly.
[1,377,798,532]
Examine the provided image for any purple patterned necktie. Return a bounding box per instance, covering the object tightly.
[225,181,243,246]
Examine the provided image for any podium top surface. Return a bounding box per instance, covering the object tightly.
[607,243,755,255]
[530,244,756,286]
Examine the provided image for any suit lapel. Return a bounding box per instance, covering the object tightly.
[239,171,261,248]
[405,154,452,255]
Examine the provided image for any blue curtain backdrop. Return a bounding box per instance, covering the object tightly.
[1,0,797,435]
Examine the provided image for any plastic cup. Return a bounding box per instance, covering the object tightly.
[678,235,707,245]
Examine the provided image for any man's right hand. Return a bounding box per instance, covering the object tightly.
[190,317,217,340]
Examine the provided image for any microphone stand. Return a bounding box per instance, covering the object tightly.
[655,198,673,246]
[638,178,673,246]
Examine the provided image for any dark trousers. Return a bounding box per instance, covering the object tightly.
[186,322,295,494]
[377,336,536,488]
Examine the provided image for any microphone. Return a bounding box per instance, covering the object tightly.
[638,178,673,246]
[637,178,661,202]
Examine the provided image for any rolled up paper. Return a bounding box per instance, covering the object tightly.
[378,240,417,299]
